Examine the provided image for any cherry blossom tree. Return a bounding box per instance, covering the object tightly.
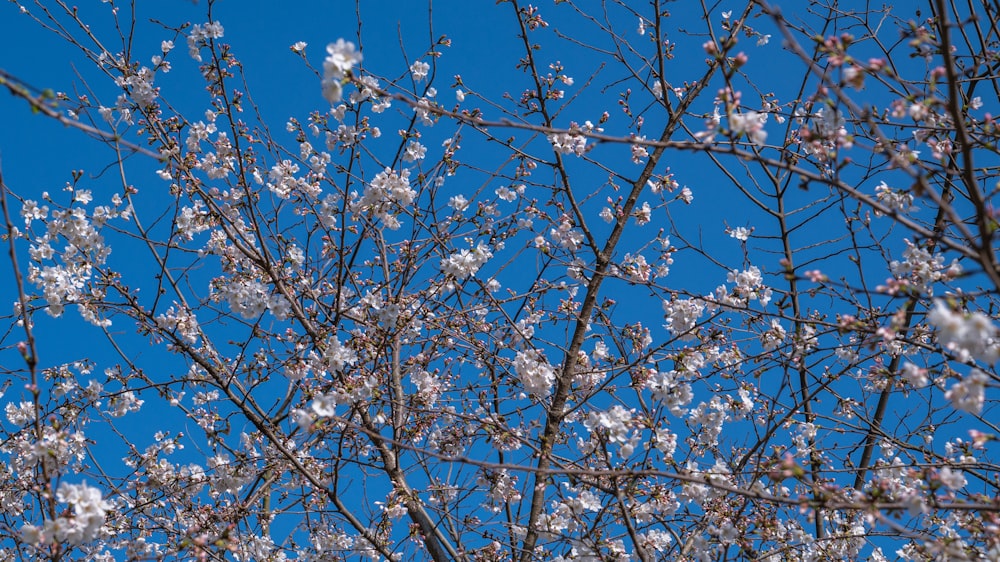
[1,0,999,560]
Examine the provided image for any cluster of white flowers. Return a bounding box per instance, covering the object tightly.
[812,106,847,139]
[115,66,158,108]
[155,303,200,344]
[207,454,252,496]
[927,300,1000,364]
[175,201,211,240]
[217,278,269,319]
[326,122,360,148]
[410,60,430,81]
[232,534,285,562]
[267,159,312,199]
[26,197,129,326]
[32,262,93,320]
[900,362,929,387]
[677,461,720,509]
[639,529,674,553]
[447,194,470,213]
[495,184,522,202]
[872,456,927,516]
[6,401,35,425]
[349,75,390,111]
[355,167,416,229]
[21,198,48,228]
[945,369,988,414]
[688,396,730,448]
[309,391,345,418]
[760,319,787,351]
[322,39,363,103]
[309,529,355,556]
[21,481,110,546]
[317,194,340,228]
[728,226,751,241]
[729,110,768,145]
[549,216,584,251]
[514,349,556,398]
[938,466,968,490]
[410,370,443,405]
[675,348,705,373]
[185,119,217,151]
[584,405,639,456]
[633,202,652,226]
[645,369,694,415]
[1,419,87,479]
[874,181,915,215]
[37,206,108,254]
[618,253,652,283]
[318,335,359,374]
[631,135,649,163]
[268,293,292,320]
[791,421,817,457]
[412,96,436,126]
[713,265,772,307]
[652,427,678,458]
[793,323,818,356]
[548,131,588,155]
[890,240,960,294]
[538,488,607,540]
[403,140,427,162]
[662,298,705,340]
[440,242,493,280]
[569,348,606,390]
[298,140,332,174]
[186,21,225,62]
[478,469,522,512]
[107,390,144,417]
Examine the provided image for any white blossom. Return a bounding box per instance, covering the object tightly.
[945,369,988,414]
[410,60,430,81]
[928,300,1000,364]
[26,481,113,545]
[514,349,556,398]
[322,39,362,103]
[663,298,705,340]
[440,242,493,279]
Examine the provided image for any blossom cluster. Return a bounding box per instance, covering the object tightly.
[21,482,110,546]
[928,300,1000,364]
[440,242,493,280]
[514,349,557,398]
[353,167,416,229]
[322,39,363,103]
[24,193,130,326]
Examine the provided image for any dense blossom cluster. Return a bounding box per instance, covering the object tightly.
[354,167,417,229]
[321,39,362,103]
[22,193,130,325]
[928,300,1000,365]
[21,482,111,546]
[439,241,493,279]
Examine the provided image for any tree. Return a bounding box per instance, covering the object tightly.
[1,0,998,559]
